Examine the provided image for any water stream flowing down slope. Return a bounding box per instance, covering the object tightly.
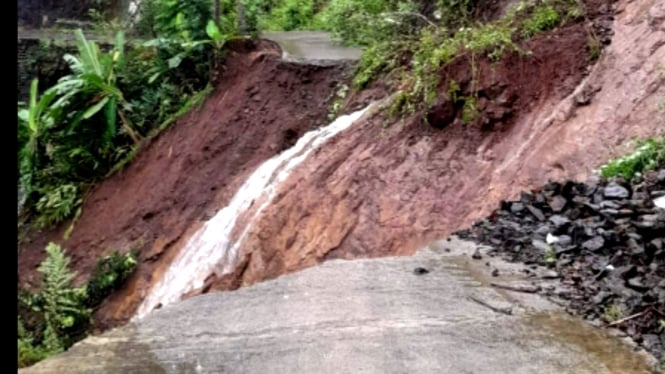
[134,103,376,320]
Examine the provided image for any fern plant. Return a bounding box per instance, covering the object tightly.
[34,243,90,349]
[34,184,82,229]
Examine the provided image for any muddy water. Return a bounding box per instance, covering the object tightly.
[424,239,656,373]
[526,312,655,373]
[134,103,377,320]
[261,31,362,63]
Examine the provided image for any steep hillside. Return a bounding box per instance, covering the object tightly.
[18,0,664,333]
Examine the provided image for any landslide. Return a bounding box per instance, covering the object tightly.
[19,0,665,332]
[203,0,664,293]
[18,39,354,327]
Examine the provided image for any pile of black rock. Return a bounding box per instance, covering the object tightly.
[456,167,665,361]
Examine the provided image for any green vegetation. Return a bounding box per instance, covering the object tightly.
[371,0,581,119]
[600,136,665,180]
[18,244,137,367]
[521,5,559,38]
[328,83,350,120]
[602,304,623,323]
[18,243,90,367]
[86,251,138,307]
[18,0,239,229]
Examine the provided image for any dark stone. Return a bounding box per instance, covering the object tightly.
[600,200,622,210]
[640,214,660,222]
[526,205,545,221]
[510,202,525,214]
[472,250,483,260]
[617,209,633,216]
[413,267,430,275]
[591,291,611,304]
[549,215,571,228]
[582,236,605,251]
[491,269,499,277]
[650,190,665,197]
[534,225,552,236]
[557,235,572,246]
[657,169,665,181]
[626,239,644,255]
[555,245,576,255]
[599,209,619,216]
[604,182,630,199]
[531,239,550,253]
[572,195,591,205]
[626,277,649,292]
[548,195,567,213]
[541,270,560,279]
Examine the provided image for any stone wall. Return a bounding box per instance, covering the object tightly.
[17,39,73,102]
[18,0,128,27]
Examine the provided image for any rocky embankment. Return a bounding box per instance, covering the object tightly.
[458,167,665,362]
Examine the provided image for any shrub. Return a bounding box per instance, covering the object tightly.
[600,137,665,180]
[18,243,138,367]
[35,184,82,229]
[262,0,317,31]
[21,243,91,358]
[521,5,560,38]
[315,0,422,46]
[86,251,138,307]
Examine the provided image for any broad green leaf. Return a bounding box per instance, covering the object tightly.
[206,20,223,42]
[18,109,29,122]
[81,96,109,120]
[168,55,183,69]
[175,12,185,28]
[74,29,102,76]
[148,72,161,84]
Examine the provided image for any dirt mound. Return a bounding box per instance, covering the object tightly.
[18,39,353,328]
[457,167,665,362]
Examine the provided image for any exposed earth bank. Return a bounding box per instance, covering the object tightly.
[18,0,665,332]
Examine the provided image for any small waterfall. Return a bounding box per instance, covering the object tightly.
[134,103,375,319]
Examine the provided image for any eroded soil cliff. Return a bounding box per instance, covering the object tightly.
[18,0,664,330]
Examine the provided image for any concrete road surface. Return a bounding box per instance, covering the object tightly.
[21,238,656,373]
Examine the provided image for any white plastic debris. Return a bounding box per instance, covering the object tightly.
[546,233,559,245]
[654,196,665,209]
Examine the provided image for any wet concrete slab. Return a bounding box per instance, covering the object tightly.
[261,31,362,65]
[21,238,656,373]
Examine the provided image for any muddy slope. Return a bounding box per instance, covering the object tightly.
[18,40,352,324]
[19,0,664,330]
[206,0,664,290]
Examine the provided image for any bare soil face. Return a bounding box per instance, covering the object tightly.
[18,39,353,329]
[18,0,664,331]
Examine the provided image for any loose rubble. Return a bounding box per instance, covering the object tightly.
[457,167,665,362]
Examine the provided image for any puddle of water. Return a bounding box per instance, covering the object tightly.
[133,103,376,320]
[526,312,655,373]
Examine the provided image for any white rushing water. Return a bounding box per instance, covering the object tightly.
[134,103,375,320]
